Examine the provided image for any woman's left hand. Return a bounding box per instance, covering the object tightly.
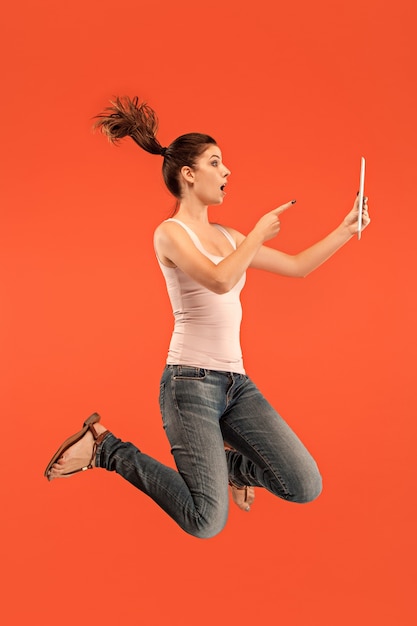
[343,194,371,236]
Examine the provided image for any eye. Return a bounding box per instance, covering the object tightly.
[211,160,218,167]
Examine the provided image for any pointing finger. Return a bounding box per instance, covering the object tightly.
[273,200,296,215]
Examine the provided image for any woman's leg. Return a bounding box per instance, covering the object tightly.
[220,374,322,504]
[96,366,230,538]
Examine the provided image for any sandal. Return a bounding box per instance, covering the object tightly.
[230,483,255,512]
[44,412,108,480]
[224,442,256,512]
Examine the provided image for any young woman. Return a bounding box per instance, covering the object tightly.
[44,96,370,537]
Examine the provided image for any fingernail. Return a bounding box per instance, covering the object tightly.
[291,199,297,204]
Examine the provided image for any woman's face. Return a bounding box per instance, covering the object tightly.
[188,145,231,205]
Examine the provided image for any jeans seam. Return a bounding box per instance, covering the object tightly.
[169,375,214,523]
[111,453,190,513]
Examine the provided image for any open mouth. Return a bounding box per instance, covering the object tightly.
[220,183,227,192]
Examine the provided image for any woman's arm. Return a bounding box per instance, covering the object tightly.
[153,201,294,294]
[227,195,370,278]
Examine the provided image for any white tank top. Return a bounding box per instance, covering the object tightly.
[157,219,246,374]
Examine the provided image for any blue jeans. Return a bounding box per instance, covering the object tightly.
[96,365,322,538]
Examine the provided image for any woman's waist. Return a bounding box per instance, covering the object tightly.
[168,328,244,372]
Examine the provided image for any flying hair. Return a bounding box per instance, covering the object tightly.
[94,96,165,155]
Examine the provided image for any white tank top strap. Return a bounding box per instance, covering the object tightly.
[165,219,236,251]
[164,218,203,252]
[212,224,236,250]
[165,218,192,232]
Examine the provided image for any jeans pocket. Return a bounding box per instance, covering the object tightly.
[173,366,207,380]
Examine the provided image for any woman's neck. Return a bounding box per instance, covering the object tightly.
[175,201,210,225]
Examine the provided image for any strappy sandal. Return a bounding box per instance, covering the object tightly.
[224,442,256,512]
[44,412,109,480]
[229,483,255,512]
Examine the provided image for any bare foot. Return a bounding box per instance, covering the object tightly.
[48,423,107,480]
[230,485,255,512]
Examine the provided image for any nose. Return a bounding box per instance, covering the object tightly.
[223,164,231,177]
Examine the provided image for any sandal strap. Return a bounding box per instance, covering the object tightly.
[62,429,110,476]
[89,429,110,467]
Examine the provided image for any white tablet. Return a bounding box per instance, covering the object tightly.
[358,157,365,240]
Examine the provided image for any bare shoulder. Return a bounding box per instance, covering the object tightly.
[154,219,185,245]
[154,219,173,236]
[154,219,196,267]
[153,221,177,267]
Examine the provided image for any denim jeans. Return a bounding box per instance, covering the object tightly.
[96,365,322,538]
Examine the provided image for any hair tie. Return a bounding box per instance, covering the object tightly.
[160,147,167,157]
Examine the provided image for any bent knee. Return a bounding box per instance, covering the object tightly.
[183,507,228,539]
[187,518,227,539]
[293,467,323,504]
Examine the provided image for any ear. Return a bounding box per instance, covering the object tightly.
[180,165,195,185]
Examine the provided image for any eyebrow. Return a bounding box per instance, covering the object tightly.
[209,154,222,159]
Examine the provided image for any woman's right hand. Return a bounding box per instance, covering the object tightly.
[251,201,295,243]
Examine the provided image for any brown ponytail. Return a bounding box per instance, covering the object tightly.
[94,96,165,155]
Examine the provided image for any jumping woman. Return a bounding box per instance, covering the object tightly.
[44,96,370,538]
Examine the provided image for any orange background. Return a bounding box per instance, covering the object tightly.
[1,1,416,624]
